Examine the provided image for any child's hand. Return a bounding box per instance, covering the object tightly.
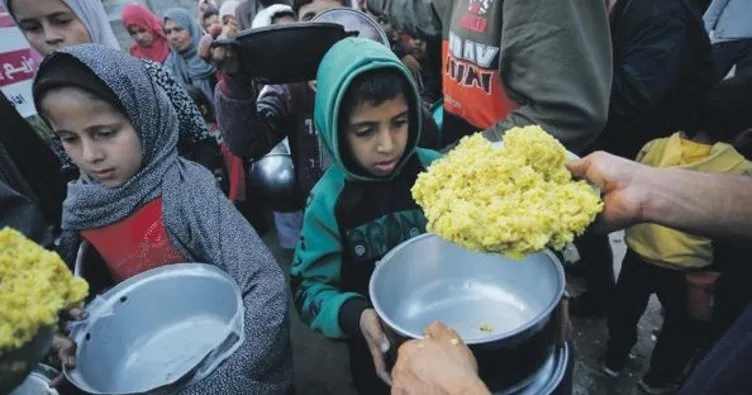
[359,308,392,385]
[48,333,77,387]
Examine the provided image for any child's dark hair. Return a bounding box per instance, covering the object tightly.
[340,68,413,122]
[202,7,219,22]
[292,0,346,18]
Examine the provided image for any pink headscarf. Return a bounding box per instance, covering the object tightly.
[121,3,170,63]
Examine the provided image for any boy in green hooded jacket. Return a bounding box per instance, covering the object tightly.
[290,37,441,394]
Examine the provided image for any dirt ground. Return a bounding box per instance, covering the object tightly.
[262,230,665,395]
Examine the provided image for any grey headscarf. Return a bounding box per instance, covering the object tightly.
[33,44,292,394]
[163,8,216,102]
[2,0,218,171]
[2,0,120,49]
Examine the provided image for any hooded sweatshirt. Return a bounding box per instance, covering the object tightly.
[626,132,752,269]
[364,0,612,152]
[290,38,441,342]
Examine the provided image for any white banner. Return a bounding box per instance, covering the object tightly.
[0,4,42,118]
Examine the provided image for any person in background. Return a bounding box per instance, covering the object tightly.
[571,0,714,318]
[201,6,220,31]
[604,129,751,393]
[703,0,752,80]
[196,0,218,29]
[595,0,715,160]
[4,0,222,174]
[121,3,170,64]
[185,85,269,235]
[33,44,292,394]
[219,0,241,34]
[365,0,611,151]
[0,94,67,231]
[251,3,297,27]
[402,33,441,107]
[164,8,218,104]
[291,37,441,395]
[390,151,752,395]
[295,0,345,21]
[236,0,292,30]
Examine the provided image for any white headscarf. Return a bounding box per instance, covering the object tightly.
[251,4,294,29]
[219,0,240,22]
[2,0,120,49]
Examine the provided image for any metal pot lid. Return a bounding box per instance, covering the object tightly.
[312,8,389,46]
[10,364,59,395]
[494,343,570,395]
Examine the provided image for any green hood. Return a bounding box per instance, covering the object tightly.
[314,37,422,181]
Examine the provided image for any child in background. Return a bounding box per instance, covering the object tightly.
[291,37,440,395]
[251,3,298,27]
[122,3,170,64]
[33,44,292,394]
[604,130,752,393]
[201,6,220,31]
[219,0,241,35]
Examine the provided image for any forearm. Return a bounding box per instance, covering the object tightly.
[640,167,752,240]
[214,82,275,159]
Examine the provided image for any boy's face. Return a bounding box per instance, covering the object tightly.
[345,93,410,177]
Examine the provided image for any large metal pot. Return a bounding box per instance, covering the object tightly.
[369,233,565,391]
[65,264,244,395]
[250,139,303,212]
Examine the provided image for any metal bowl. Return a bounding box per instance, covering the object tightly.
[369,233,565,390]
[0,326,55,394]
[10,364,59,395]
[250,140,301,211]
[312,8,389,46]
[65,264,244,395]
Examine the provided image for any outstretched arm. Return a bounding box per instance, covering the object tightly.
[568,151,752,239]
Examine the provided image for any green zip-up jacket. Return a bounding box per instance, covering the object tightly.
[290,38,441,340]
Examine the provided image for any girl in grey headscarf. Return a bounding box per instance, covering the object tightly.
[164,8,217,103]
[3,0,221,172]
[32,43,292,395]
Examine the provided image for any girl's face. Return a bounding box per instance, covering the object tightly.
[127,24,156,47]
[12,0,91,55]
[41,88,143,188]
[164,19,191,52]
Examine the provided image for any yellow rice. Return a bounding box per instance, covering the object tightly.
[0,227,88,350]
[412,126,603,259]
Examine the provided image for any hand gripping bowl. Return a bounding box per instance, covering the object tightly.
[64,264,244,395]
[369,234,565,392]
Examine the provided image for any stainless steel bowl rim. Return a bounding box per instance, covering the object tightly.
[65,263,244,394]
[313,8,389,46]
[369,233,565,345]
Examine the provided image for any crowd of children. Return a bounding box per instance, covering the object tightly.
[1,0,752,394]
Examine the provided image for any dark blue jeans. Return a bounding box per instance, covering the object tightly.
[679,302,752,394]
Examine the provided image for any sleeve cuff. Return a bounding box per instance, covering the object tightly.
[218,74,255,100]
[338,297,371,339]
